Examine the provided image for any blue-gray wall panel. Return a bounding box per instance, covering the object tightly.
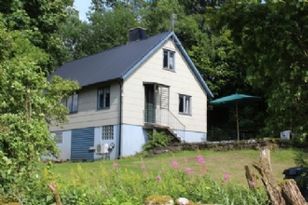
[175,130,207,143]
[121,124,148,157]
[71,128,94,161]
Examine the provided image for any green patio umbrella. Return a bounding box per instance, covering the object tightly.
[210,93,261,141]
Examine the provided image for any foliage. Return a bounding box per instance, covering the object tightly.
[0,16,79,202]
[58,7,91,62]
[60,4,138,60]
[294,150,308,167]
[216,0,308,136]
[143,131,171,151]
[0,0,74,69]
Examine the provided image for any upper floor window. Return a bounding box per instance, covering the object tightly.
[163,49,175,70]
[66,93,78,113]
[179,94,191,115]
[98,87,110,110]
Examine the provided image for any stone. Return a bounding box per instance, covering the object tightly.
[176,197,190,205]
[145,195,175,205]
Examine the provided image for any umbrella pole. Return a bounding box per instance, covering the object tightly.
[236,102,240,141]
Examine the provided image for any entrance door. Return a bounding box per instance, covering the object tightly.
[144,84,156,123]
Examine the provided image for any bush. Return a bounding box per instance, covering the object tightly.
[143,131,171,151]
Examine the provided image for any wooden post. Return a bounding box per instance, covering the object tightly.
[260,148,272,172]
[249,147,307,205]
[253,148,286,205]
[280,179,306,205]
[245,165,257,189]
[235,102,240,141]
[48,182,62,205]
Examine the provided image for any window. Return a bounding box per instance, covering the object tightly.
[66,93,78,113]
[53,132,63,144]
[163,49,175,70]
[98,87,110,110]
[102,125,114,140]
[179,94,191,115]
[159,86,169,109]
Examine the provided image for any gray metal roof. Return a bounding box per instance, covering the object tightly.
[54,32,171,87]
[54,31,214,98]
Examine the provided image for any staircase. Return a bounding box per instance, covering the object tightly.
[144,108,185,142]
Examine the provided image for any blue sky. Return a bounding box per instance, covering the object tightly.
[73,0,91,21]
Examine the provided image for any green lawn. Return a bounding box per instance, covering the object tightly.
[51,148,300,187]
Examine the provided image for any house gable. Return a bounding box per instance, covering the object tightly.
[122,32,213,98]
[122,38,209,133]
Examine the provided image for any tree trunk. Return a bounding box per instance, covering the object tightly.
[280,179,306,205]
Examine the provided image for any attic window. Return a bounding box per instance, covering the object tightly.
[163,49,175,70]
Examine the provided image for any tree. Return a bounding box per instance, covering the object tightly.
[0,0,74,70]
[86,5,138,55]
[59,7,91,61]
[60,3,139,60]
[217,0,308,137]
[0,17,78,202]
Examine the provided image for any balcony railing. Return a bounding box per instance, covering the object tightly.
[144,108,186,141]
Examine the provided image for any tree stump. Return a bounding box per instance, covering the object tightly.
[280,179,306,205]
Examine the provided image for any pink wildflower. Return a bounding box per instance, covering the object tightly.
[171,160,179,169]
[223,172,231,182]
[156,175,162,182]
[195,155,205,165]
[184,167,194,175]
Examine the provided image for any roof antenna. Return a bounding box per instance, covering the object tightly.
[170,13,177,31]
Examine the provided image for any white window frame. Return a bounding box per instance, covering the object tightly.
[66,93,78,113]
[179,94,191,115]
[102,125,114,140]
[163,49,175,70]
[97,87,110,110]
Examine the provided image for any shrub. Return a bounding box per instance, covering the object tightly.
[143,131,171,151]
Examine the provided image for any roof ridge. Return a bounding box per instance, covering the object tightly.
[61,31,172,67]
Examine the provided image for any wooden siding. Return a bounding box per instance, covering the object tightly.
[50,83,120,131]
[122,39,208,132]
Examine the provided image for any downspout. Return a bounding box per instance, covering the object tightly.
[118,80,123,159]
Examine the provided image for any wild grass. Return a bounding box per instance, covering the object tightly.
[52,148,299,186]
[12,148,297,204]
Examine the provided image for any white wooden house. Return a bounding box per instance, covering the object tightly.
[50,28,213,160]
